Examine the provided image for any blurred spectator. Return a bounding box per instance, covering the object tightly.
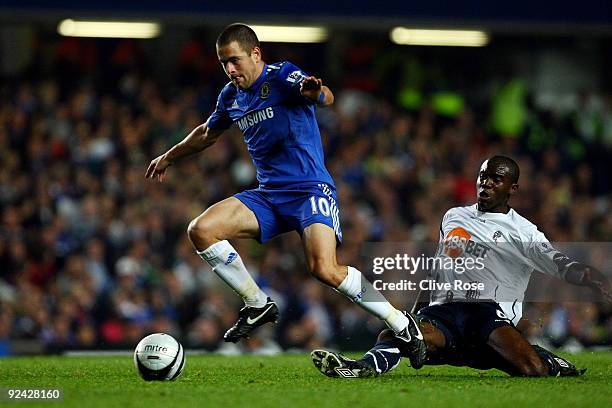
[0,33,609,355]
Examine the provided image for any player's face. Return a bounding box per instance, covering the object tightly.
[217,41,262,90]
[476,160,518,213]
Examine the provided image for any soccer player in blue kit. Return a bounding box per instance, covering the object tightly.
[145,23,423,349]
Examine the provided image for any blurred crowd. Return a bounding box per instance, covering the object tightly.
[0,35,611,356]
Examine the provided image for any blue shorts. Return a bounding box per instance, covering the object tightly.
[235,183,343,244]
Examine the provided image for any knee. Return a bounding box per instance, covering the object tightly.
[308,257,345,287]
[187,216,217,249]
[516,355,548,377]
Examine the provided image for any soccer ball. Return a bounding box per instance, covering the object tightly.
[133,333,185,381]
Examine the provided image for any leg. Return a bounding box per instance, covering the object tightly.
[300,222,347,287]
[357,321,448,375]
[311,329,399,378]
[311,323,447,378]
[311,349,377,378]
[301,223,409,332]
[357,329,403,375]
[417,303,581,377]
[302,224,427,368]
[530,345,586,376]
[188,197,277,341]
[484,327,585,376]
[421,322,447,355]
[187,196,260,250]
[487,326,548,376]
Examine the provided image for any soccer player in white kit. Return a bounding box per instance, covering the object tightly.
[312,156,611,378]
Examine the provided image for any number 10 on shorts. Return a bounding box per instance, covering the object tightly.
[310,196,331,217]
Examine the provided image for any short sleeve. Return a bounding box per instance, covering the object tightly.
[206,90,233,130]
[277,61,314,103]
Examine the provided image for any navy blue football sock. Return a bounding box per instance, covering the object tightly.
[358,340,402,375]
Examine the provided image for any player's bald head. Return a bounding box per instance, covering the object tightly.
[483,155,520,184]
[477,155,520,212]
[217,23,260,54]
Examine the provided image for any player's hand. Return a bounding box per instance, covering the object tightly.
[145,154,173,182]
[583,266,612,303]
[300,76,323,101]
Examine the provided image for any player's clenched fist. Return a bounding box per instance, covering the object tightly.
[145,154,172,182]
[300,76,323,99]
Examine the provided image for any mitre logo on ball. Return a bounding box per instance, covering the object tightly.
[134,333,185,381]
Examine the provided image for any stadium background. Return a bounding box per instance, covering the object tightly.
[0,1,610,357]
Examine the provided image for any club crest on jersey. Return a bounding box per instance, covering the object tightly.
[443,227,490,258]
[260,82,271,99]
[286,70,305,85]
[492,230,502,243]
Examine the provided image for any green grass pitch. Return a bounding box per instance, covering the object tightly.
[2,352,611,407]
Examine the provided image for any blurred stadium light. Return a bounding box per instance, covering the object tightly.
[249,25,328,43]
[57,19,161,38]
[390,28,489,47]
[0,0,610,356]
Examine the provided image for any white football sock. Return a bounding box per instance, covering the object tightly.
[337,266,409,333]
[198,240,268,308]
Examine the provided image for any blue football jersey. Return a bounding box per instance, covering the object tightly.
[206,61,335,189]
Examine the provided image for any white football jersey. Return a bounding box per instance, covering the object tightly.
[430,204,572,324]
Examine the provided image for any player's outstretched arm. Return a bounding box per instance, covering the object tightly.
[528,240,611,302]
[145,122,224,182]
[300,76,334,107]
[565,263,612,302]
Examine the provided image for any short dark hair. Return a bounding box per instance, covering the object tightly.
[488,155,520,183]
[216,23,260,54]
